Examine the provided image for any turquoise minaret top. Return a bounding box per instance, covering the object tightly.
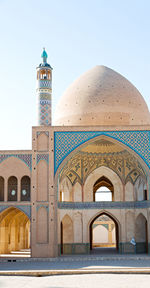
[36,49,52,126]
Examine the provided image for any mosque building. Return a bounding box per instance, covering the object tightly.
[0,49,150,257]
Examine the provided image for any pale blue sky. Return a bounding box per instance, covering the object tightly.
[0,0,150,149]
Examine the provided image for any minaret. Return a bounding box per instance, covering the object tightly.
[36,48,52,125]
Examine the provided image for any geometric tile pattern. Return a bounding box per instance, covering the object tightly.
[58,201,150,210]
[0,154,32,170]
[36,154,49,164]
[54,131,150,174]
[36,131,49,137]
[39,99,51,126]
[38,80,51,88]
[59,150,146,185]
[0,205,31,218]
[36,204,49,211]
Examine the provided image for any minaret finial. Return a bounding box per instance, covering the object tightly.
[41,48,48,64]
[36,49,53,126]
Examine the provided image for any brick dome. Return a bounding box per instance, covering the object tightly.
[54,66,150,126]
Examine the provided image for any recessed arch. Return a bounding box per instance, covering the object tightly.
[8,176,18,201]
[0,207,30,256]
[21,176,31,201]
[135,213,148,253]
[61,214,73,254]
[55,134,149,178]
[0,176,4,201]
[93,176,114,201]
[89,211,120,253]
[84,166,123,202]
[55,134,148,201]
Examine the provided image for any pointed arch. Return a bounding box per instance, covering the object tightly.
[8,176,18,201]
[93,176,114,201]
[89,211,120,252]
[84,166,123,202]
[73,181,82,202]
[0,176,4,201]
[37,160,48,201]
[55,134,149,179]
[135,213,148,253]
[0,207,30,255]
[125,181,134,201]
[37,132,49,151]
[59,176,73,202]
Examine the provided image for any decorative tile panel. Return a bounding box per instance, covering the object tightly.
[54,131,150,174]
[0,154,32,170]
[58,201,150,209]
[36,154,49,164]
[0,205,31,218]
[39,99,51,125]
[36,204,49,211]
[37,80,52,88]
[36,131,49,138]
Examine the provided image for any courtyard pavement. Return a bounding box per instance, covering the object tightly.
[0,255,150,287]
[0,254,150,275]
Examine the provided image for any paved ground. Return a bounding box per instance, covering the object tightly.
[0,256,150,287]
[1,274,150,288]
[0,257,150,270]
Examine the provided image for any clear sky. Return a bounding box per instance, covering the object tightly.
[0,0,150,149]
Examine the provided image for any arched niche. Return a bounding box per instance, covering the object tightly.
[84,166,123,202]
[0,177,4,201]
[125,211,135,242]
[8,176,18,201]
[21,176,30,201]
[37,160,48,201]
[61,214,73,254]
[134,176,147,201]
[89,211,119,252]
[135,213,148,253]
[36,206,48,244]
[73,182,82,202]
[59,176,73,202]
[0,207,30,255]
[125,181,134,201]
[37,132,49,151]
[93,176,114,201]
[73,212,82,243]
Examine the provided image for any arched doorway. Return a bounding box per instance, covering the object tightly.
[90,213,119,254]
[0,207,31,257]
[93,176,114,201]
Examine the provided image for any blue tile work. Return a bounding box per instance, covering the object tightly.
[54,131,150,174]
[36,131,49,137]
[0,154,32,170]
[36,204,49,211]
[58,201,150,210]
[39,99,51,125]
[36,154,49,164]
[0,205,31,219]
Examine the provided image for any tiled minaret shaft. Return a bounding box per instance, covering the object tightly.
[36,48,52,126]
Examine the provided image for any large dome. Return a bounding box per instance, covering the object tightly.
[54,66,150,126]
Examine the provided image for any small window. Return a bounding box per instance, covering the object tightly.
[8,176,17,201]
[21,176,31,201]
[0,177,4,201]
